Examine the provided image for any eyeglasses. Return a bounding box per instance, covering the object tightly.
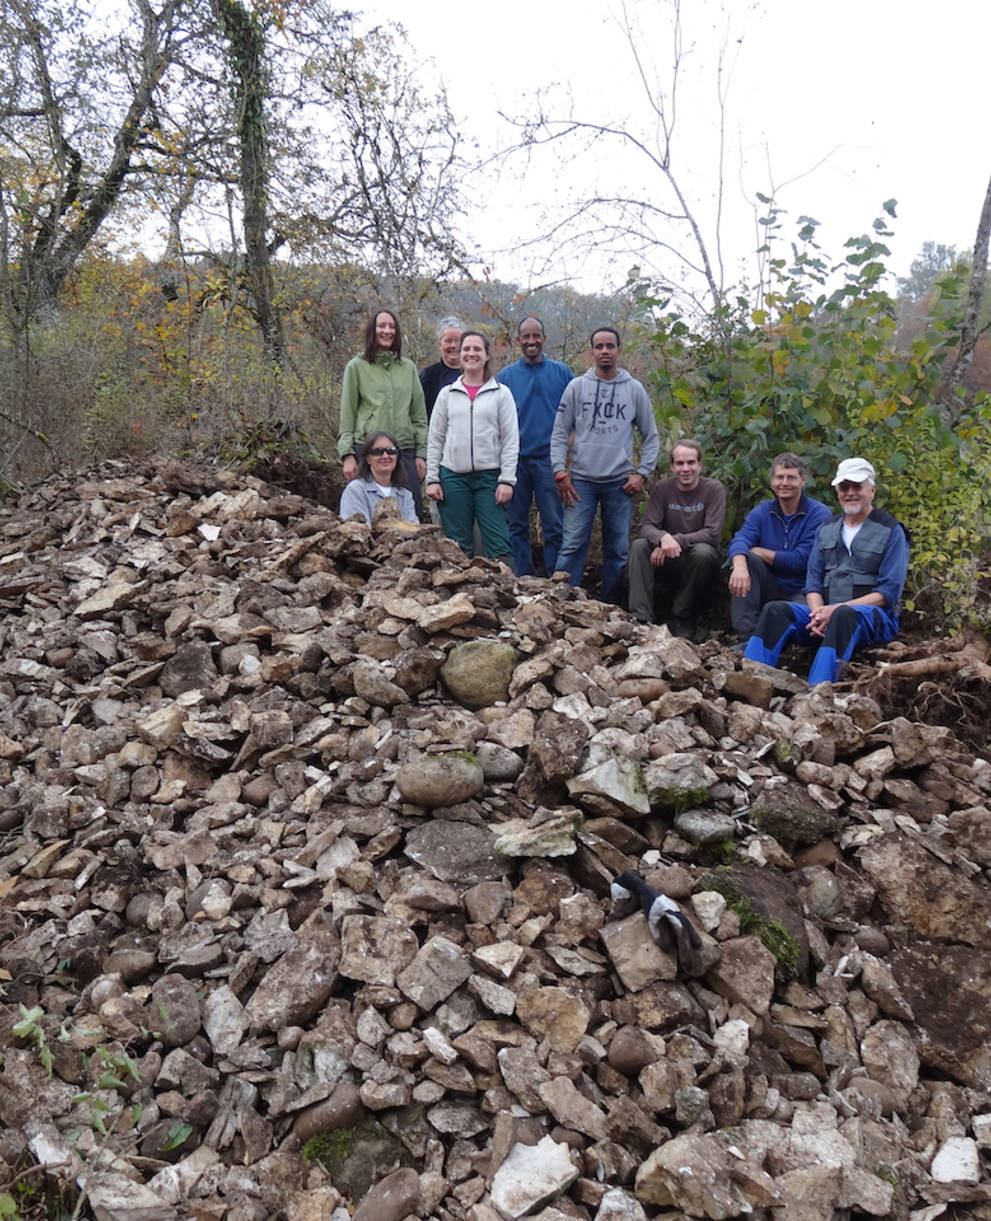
[368,446,398,456]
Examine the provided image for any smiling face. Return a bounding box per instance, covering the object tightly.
[518,318,546,364]
[835,478,876,525]
[771,462,806,512]
[439,326,462,368]
[671,444,702,492]
[460,333,488,381]
[591,330,619,378]
[375,312,397,351]
[365,433,399,485]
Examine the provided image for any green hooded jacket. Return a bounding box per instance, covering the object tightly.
[337,351,428,459]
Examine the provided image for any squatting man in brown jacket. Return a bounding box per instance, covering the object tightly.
[627,440,726,638]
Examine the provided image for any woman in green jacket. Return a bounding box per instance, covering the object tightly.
[338,309,428,518]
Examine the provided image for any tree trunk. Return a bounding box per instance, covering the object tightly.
[936,168,991,418]
[17,0,183,317]
[211,0,284,370]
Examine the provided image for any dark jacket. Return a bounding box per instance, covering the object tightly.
[806,508,909,609]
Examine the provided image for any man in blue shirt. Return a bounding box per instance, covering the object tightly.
[743,458,909,685]
[727,452,832,640]
[497,317,574,577]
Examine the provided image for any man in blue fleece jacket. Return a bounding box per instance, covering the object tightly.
[498,317,574,577]
[743,458,909,685]
[550,327,660,605]
[728,452,832,639]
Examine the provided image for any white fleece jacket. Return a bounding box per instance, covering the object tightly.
[426,376,519,485]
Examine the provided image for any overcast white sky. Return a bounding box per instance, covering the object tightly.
[363,0,990,302]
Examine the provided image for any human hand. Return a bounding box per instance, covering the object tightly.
[415,457,426,481]
[556,474,580,507]
[657,532,681,560]
[342,455,357,481]
[807,603,836,637]
[623,472,644,495]
[495,482,513,505]
[426,482,444,502]
[728,560,750,597]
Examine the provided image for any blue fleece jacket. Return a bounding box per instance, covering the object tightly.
[497,357,574,459]
[728,494,832,595]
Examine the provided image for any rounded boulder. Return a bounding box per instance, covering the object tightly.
[439,639,517,710]
[396,753,485,808]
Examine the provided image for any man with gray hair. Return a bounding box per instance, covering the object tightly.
[743,458,909,684]
[419,316,464,417]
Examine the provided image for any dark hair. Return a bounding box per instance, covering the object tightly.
[357,431,407,487]
[363,309,402,363]
[670,438,703,463]
[460,330,493,381]
[770,451,807,478]
[517,315,545,335]
[590,325,621,347]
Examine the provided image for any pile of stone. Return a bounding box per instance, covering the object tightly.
[0,459,989,1221]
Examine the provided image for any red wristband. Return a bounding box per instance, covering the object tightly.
[554,471,569,482]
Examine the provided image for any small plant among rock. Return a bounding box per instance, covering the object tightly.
[11,1006,52,1077]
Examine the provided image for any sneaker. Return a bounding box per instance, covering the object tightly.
[669,619,695,639]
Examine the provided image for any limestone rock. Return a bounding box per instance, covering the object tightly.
[635,1132,765,1217]
[516,986,590,1053]
[600,914,677,991]
[931,1136,980,1183]
[489,1136,579,1219]
[705,935,776,1016]
[751,778,840,846]
[440,639,517,709]
[494,809,581,858]
[352,1168,421,1221]
[645,753,718,810]
[859,833,991,945]
[396,752,485,808]
[397,935,472,1010]
[567,755,649,818]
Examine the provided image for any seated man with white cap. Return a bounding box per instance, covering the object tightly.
[743,457,909,685]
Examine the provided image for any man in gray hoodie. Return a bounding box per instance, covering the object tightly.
[550,327,660,604]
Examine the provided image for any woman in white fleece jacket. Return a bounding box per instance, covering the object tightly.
[426,331,519,563]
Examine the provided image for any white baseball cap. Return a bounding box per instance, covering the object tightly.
[831,458,877,486]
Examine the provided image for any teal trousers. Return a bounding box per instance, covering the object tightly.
[438,467,512,563]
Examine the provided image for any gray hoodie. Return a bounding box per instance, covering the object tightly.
[550,368,660,483]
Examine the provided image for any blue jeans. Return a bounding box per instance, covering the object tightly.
[507,454,563,576]
[555,476,634,605]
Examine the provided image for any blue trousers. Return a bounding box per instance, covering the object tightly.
[744,601,898,684]
[555,476,634,606]
[507,454,563,577]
